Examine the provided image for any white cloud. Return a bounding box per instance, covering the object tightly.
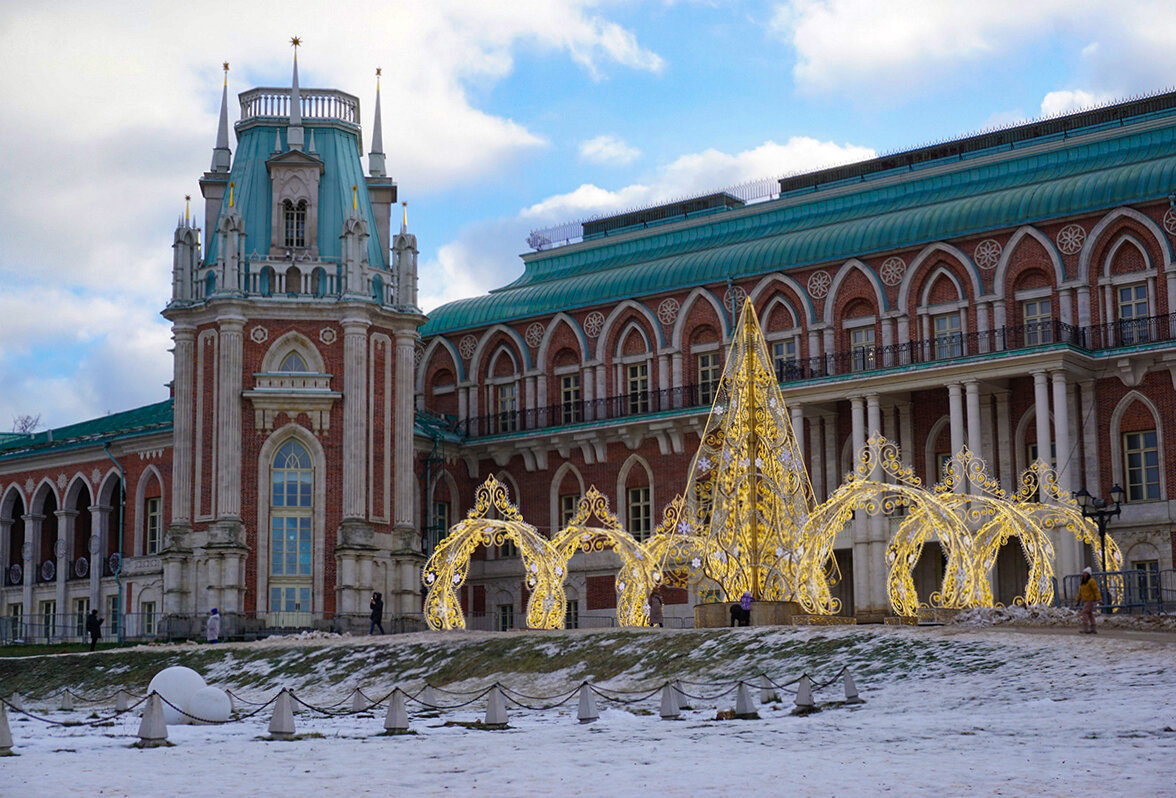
[0,1,662,425]
[579,135,641,166]
[1040,89,1116,117]
[769,0,1176,98]
[421,135,874,311]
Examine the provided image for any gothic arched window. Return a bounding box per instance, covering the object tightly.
[270,440,312,623]
[277,351,309,373]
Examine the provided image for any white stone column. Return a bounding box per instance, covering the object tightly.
[55,510,75,641]
[994,391,1013,492]
[658,353,671,394]
[823,412,838,501]
[342,317,370,521]
[88,505,108,609]
[965,380,982,461]
[976,301,990,352]
[850,397,871,614]
[866,394,886,611]
[171,325,195,526]
[899,402,914,467]
[1059,287,1073,327]
[394,329,417,532]
[790,405,804,462]
[215,314,245,521]
[1032,370,1051,467]
[948,383,965,492]
[1077,285,1092,329]
[1051,369,1077,577]
[21,515,40,632]
[1079,380,1100,498]
[809,417,824,500]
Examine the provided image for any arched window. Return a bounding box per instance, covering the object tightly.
[283,200,306,248]
[270,440,312,624]
[204,271,216,297]
[277,351,310,373]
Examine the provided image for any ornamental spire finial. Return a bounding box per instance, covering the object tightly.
[287,36,304,150]
[210,61,232,172]
[368,66,386,177]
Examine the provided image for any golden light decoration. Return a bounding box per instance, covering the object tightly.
[423,300,1123,627]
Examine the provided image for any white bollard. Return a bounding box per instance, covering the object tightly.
[734,682,759,719]
[384,688,409,733]
[576,684,599,723]
[9,693,22,713]
[60,689,74,712]
[350,688,366,713]
[268,689,296,740]
[420,684,438,710]
[115,689,129,713]
[758,674,779,704]
[136,693,169,748]
[792,675,816,715]
[0,700,13,755]
[659,684,680,719]
[843,672,865,704]
[484,685,508,728]
[673,680,692,710]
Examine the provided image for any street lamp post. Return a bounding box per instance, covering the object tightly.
[1073,485,1125,611]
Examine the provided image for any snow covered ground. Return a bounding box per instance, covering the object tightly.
[3,625,1174,797]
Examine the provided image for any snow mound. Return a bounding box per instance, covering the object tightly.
[951,605,1176,631]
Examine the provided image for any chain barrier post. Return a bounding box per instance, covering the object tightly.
[115,689,129,713]
[384,687,409,733]
[659,684,680,719]
[268,689,296,740]
[791,675,816,715]
[672,680,692,710]
[60,689,74,712]
[420,684,437,709]
[0,700,14,755]
[484,685,508,728]
[136,693,169,748]
[8,693,22,713]
[576,684,599,723]
[758,674,778,703]
[843,672,864,704]
[350,688,365,713]
[734,681,759,719]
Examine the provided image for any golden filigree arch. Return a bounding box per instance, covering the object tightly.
[422,475,566,630]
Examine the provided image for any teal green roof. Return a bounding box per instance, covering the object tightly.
[423,113,1176,335]
[0,400,173,462]
[205,124,386,270]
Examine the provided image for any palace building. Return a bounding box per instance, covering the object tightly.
[3,54,1176,640]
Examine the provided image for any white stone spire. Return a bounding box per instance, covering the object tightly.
[210,62,232,173]
[287,37,304,151]
[368,67,386,177]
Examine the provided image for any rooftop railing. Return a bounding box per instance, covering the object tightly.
[239,87,360,126]
[455,313,1176,439]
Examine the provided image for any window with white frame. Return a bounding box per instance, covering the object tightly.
[628,486,651,542]
[7,604,21,637]
[697,352,721,406]
[564,599,579,629]
[627,363,649,414]
[145,497,161,555]
[1132,559,1160,602]
[560,373,581,424]
[496,603,514,631]
[559,494,579,527]
[277,351,310,372]
[1022,298,1053,345]
[283,200,307,248]
[1117,283,1150,344]
[73,597,89,637]
[140,601,157,636]
[1027,442,1057,468]
[270,440,313,623]
[772,339,799,381]
[428,500,449,553]
[1123,430,1160,501]
[499,539,517,558]
[494,382,518,433]
[107,594,120,636]
[935,452,951,483]
[933,312,962,359]
[850,327,876,372]
[40,599,56,640]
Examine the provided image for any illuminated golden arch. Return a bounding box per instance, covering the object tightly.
[548,487,663,627]
[422,476,566,630]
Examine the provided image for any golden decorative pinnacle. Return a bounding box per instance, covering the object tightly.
[376,67,382,77]
[222,61,229,72]
[290,36,301,48]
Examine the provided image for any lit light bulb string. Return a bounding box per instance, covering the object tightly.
[423,300,1122,628]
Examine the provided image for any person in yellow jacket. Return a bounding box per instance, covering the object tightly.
[1075,567,1102,634]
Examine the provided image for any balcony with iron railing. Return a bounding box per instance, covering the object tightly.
[454,313,1176,439]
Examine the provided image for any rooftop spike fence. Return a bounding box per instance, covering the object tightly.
[424,299,1123,625]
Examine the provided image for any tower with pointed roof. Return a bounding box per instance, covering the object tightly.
[161,45,425,630]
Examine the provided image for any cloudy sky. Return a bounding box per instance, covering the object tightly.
[4,0,1176,429]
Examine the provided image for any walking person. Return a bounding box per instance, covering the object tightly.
[649,588,664,628]
[206,608,221,644]
[370,591,385,635]
[1076,567,1101,634]
[85,609,103,652]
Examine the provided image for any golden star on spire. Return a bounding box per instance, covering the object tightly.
[376,67,382,77]
[290,36,301,48]
[223,61,229,72]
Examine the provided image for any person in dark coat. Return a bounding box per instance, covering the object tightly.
[86,609,103,651]
[369,592,385,635]
[649,589,664,628]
